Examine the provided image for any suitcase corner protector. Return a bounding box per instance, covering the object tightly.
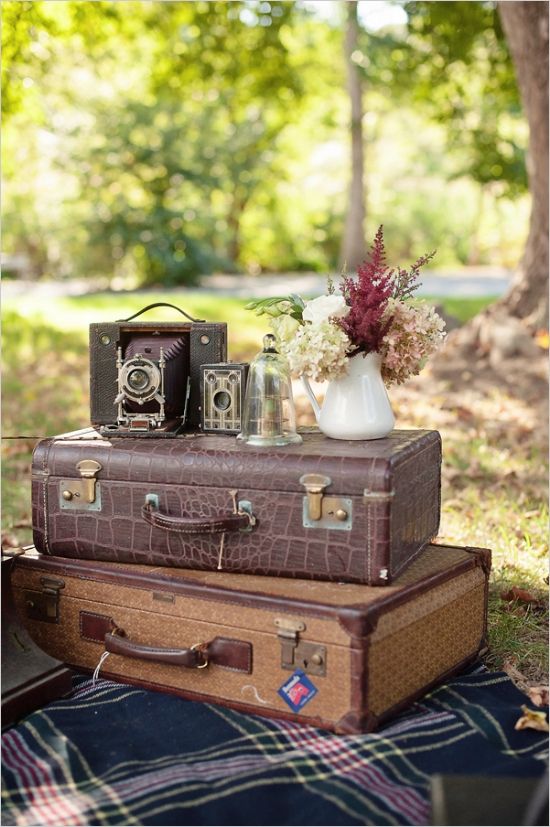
[335,709,379,735]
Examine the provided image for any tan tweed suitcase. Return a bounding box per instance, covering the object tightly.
[10,543,490,733]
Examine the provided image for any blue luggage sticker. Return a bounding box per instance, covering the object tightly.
[278,670,318,712]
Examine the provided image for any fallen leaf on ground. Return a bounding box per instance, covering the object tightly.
[503,659,529,690]
[514,705,549,732]
[501,587,539,604]
[535,330,549,349]
[528,686,549,707]
[502,604,527,617]
[1,532,19,549]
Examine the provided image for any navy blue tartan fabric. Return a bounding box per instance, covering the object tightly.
[2,666,547,826]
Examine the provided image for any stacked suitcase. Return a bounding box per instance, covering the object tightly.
[10,311,491,734]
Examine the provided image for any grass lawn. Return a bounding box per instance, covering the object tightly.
[2,290,548,688]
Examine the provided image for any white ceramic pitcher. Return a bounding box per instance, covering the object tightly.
[301,352,395,440]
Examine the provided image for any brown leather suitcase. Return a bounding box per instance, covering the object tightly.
[2,554,72,728]
[31,427,441,585]
[10,543,490,733]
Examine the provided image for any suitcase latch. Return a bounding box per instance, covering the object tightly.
[274,617,326,677]
[60,459,102,510]
[24,576,65,623]
[300,473,352,531]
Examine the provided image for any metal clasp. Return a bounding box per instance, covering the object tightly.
[299,474,331,521]
[60,459,102,510]
[76,460,102,503]
[274,617,326,677]
[299,473,352,531]
[24,576,65,623]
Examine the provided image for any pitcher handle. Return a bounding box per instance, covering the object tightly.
[301,375,321,424]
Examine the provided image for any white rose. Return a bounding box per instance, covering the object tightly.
[302,294,349,325]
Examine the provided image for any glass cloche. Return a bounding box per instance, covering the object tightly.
[237,334,302,447]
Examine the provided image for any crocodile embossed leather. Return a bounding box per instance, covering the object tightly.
[31,428,442,585]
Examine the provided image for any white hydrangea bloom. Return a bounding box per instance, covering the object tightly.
[275,319,351,382]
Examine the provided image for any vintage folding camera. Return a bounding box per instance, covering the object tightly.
[90,303,227,436]
[199,363,249,434]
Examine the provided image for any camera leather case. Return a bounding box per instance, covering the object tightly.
[89,303,227,434]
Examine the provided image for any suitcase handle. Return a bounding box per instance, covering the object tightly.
[141,500,255,534]
[105,632,209,668]
[104,633,252,673]
[117,303,205,323]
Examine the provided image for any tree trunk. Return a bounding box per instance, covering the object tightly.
[498,1,549,331]
[227,188,247,265]
[340,0,366,271]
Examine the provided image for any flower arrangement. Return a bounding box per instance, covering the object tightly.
[246,226,445,385]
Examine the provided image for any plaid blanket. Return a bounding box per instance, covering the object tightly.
[2,666,547,826]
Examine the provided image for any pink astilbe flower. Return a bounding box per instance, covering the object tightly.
[391,249,436,302]
[338,226,394,355]
[246,224,443,385]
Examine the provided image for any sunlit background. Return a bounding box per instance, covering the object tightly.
[2,0,528,288]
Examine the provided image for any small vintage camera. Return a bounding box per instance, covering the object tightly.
[90,303,227,436]
[200,363,249,434]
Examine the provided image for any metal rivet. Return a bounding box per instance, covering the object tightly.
[200,335,210,345]
[335,508,348,521]
[62,490,73,501]
[100,333,111,345]
[311,653,323,666]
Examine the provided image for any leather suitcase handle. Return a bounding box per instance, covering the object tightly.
[141,501,253,534]
[104,632,252,673]
[105,632,208,667]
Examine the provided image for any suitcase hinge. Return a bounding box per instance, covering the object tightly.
[300,474,352,531]
[60,459,102,510]
[24,576,65,623]
[274,617,326,677]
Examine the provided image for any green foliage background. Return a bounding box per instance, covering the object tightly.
[2,0,530,285]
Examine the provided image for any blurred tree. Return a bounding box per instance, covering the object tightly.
[2,1,311,284]
[145,0,306,274]
[1,0,54,119]
[1,0,534,282]
[498,1,548,330]
[341,0,366,270]
[401,1,526,195]
[344,1,527,267]
[427,2,548,390]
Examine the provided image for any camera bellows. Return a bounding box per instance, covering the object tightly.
[125,335,188,416]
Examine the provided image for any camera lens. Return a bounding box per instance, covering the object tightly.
[127,368,150,391]
[213,390,231,412]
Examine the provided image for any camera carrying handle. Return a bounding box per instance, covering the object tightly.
[118,303,205,323]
